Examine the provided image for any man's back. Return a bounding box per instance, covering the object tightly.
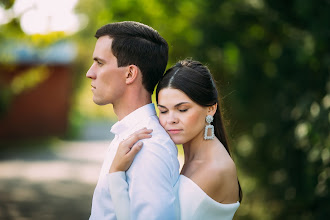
[89,104,180,220]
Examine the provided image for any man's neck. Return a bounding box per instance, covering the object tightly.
[113,95,152,121]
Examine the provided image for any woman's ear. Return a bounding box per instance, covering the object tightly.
[125,65,139,85]
[207,103,217,116]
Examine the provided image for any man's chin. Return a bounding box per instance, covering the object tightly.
[93,98,108,106]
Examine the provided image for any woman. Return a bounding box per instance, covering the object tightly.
[108,59,242,219]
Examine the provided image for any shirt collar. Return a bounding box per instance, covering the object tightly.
[110,103,157,135]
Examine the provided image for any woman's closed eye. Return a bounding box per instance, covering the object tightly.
[179,109,188,112]
[158,106,168,114]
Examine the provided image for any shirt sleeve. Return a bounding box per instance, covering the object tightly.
[106,172,130,220]
[126,139,178,220]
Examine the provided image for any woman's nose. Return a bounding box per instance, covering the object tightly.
[168,113,179,124]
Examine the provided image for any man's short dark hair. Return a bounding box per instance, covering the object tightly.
[95,21,168,93]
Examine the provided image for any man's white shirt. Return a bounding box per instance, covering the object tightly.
[89,103,180,220]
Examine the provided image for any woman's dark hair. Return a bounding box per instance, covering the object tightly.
[156,59,242,202]
[95,21,168,93]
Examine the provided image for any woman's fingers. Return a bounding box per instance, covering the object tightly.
[109,128,153,173]
[126,141,143,161]
[123,128,152,148]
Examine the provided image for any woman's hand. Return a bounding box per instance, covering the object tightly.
[109,128,152,173]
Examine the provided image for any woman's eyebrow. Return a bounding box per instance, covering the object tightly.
[157,104,167,108]
[174,102,190,107]
[158,102,190,108]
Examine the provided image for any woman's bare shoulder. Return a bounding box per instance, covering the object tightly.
[189,157,239,204]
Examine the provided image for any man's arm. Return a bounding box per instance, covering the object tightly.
[126,139,178,220]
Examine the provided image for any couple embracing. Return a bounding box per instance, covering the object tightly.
[86,21,242,220]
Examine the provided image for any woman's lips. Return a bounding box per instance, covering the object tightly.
[168,129,182,134]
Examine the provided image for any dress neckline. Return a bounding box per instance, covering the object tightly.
[179,174,240,206]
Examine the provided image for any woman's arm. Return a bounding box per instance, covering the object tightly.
[107,128,152,220]
[107,171,130,220]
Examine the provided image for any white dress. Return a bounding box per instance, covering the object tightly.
[107,172,240,220]
[177,175,240,220]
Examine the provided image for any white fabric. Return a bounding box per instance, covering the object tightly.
[108,174,239,220]
[107,172,129,220]
[178,175,240,220]
[89,104,180,220]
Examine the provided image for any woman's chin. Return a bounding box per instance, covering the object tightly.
[171,137,184,145]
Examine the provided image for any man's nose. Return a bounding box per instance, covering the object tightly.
[86,65,96,79]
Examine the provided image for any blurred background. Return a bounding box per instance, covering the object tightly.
[0,0,329,219]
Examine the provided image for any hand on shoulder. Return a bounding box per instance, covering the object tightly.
[109,128,152,173]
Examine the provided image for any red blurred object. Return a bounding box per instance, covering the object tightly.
[0,41,76,139]
[0,64,73,139]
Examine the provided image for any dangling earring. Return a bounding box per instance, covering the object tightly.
[204,115,215,140]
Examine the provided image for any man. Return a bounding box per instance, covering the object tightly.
[86,21,180,220]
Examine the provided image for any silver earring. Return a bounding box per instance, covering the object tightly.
[204,115,215,140]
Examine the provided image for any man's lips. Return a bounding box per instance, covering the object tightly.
[91,85,96,89]
[167,129,182,134]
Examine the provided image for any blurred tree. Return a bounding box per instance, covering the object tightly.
[188,1,330,219]
[0,0,15,9]
[194,1,330,219]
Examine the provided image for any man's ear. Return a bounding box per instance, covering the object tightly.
[207,103,217,116]
[125,65,139,85]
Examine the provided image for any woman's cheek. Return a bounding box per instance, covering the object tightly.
[159,115,166,127]
[185,112,200,127]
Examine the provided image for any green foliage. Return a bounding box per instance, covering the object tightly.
[0,0,15,9]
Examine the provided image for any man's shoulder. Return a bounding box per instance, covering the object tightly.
[127,117,180,176]
[144,118,175,147]
[130,117,176,158]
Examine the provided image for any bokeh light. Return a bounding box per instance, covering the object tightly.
[0,0,86,35]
